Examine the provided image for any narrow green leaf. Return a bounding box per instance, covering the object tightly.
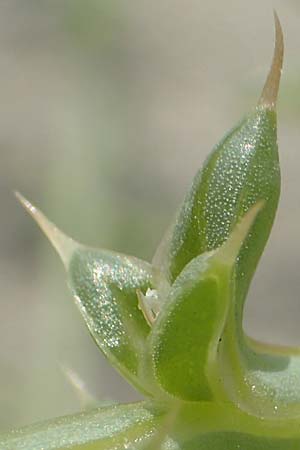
[150,205,261,401]
[13,16,300,449]
[3,400,300,450]
[15,193,164,396]
[0,402,164,450]
[152,261,226,401]
[184,14,300,419]
[153,15,282,336]
[152,16,296,417]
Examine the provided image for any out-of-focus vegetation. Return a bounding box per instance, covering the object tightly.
[0,0,299,430]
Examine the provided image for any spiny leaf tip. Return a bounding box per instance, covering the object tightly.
[15,191,78,267]
[258,11,284,109]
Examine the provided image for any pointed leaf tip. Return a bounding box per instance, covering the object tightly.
[217,200,265,265]
[15,191,78,267]
[258,11,284,110]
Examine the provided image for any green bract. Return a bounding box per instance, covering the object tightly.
[3,13,300,450]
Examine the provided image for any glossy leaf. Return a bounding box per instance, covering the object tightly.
[0,402,164,450]
[153,14,283,336]
[150,205,262,401]
[8,13,300,450]
[68,248,157,395]
[219,323,300,418]
[2,401,300,450]
[152,256,227,401]
[15,193,163,396]
[152,14,299,419]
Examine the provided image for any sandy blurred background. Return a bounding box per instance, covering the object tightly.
[0,0,300,430]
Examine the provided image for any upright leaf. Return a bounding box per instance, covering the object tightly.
[153,14,283,335]
[150,205,262,401]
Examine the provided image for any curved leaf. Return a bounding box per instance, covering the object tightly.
[15,193,164,396]
[68,248,155,394]
[219,324,300,418]
[152,15,294,417]
[150,205,261,401]
[153,14,282,337]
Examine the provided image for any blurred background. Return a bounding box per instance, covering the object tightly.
[0,0,299,430]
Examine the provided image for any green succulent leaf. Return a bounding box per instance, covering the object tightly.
[150,204,262,401]
[68,247,155,394]
[9,12,300,450]
[153,14,283,336]
[14,193,165,396]
[151,254,228,401]
[2,401,300,450]
[153,13,299,419]
[153,104,280,299]
[0,402,164,450]
[204,18,300,418]
[219,324,300,418]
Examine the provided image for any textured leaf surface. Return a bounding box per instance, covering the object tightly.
[152,18,283,352]
[68,248,157,395]
[153,18,283,335]
[152,17,292,418]
[151,205,261,401]
[219,324,300,418]
[14,194,166,395]
[154,107,280,326]
[11,15,300,450]
[2,401,300,450]
[0,402,163,450]
[151,254,229,401]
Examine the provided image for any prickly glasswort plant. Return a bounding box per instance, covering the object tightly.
[2,14,300,450]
